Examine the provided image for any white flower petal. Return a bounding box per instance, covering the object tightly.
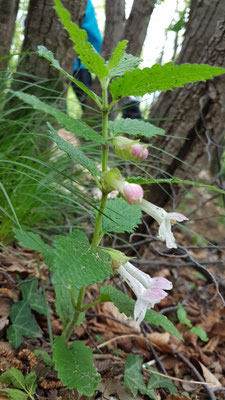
[134,298,148,326]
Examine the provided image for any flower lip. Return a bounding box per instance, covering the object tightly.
[150,277,173,290]
[167,212,189,222]
[142,288,168,302]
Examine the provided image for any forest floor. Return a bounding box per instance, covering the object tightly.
[0,189,224,400]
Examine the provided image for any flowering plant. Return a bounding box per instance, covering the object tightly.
[10,0,225,396]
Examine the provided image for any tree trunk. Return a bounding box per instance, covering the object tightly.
[0,0,19,70]
[101,0,126,60]
[124,0,156,56]
[146,0,225,209]
[84,0,157,119]
[12,0,86,98]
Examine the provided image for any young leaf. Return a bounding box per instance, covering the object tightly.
[13,228,54,268]
[126,176,225,195]
[146,366,177,394]
[53,336,101,396]
[109,62,225,99]
[11,90,104,144]
[20,277,47,315]
[109,118,165,139]
[0,367,26,390]
[102,197,142,234]
[100,285,182,340]
[34,350,53,367]
[48,123,99,177]
[124,355,156,399]
[25,371,37,394]
[108,53,141,79]
[54,0,108,78]
[190,326,209,342]
[7,301,42,348]
[107,40,128,70]
[37,46,102,106]
[177,302,192,328]
[53,230,111,289]
[0,388,28,400]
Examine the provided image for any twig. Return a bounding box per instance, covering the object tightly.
[143,365,220,389]
[171,349,217,399]
[142,323,168,375]
[178,245,225,306]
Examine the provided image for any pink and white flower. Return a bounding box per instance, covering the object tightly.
[138,199,188,249]
[118,262,173,326]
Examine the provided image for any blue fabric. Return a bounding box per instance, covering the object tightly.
[73,0,102,71]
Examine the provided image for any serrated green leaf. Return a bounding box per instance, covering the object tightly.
[7,301,42,348]
[126,176,225,195]
[110,62,225,99]
[13,228,54,268]
[102,198,142,234]
[54,0,107,78]
[48,123,99,177]
[100,285,182,340]
[25,371,37,394]
[0,367,25,390]
[37,46,102,106]
[54,283,74,327]
[11,90,104,144]
[177,303,192,328]
[124,355,156,399]
[53,230,111,289]
[20,277,47,315]
[190,326,209,342]
[53,336,101,396]
[109,118,165,139]
[34,350,53,367]
[146,366,177,394]
[0,388,28,400]
[109,53,141,79]
[107,40,128,70]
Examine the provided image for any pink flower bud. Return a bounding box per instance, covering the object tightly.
[140,148,149,160]
[131,143,144,158]
[123,183,144,204]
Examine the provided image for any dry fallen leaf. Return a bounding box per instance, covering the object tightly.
[146,331,171,353]
[191,358,222,388]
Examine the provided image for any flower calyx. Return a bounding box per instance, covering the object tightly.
[103,248,131,273]
[112,136,149,162]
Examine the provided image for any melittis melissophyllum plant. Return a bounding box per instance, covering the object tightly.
[10,0,225,396]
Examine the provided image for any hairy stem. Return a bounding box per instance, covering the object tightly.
[64,287,85,340]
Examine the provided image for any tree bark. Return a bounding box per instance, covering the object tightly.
[146,0,225,209]
[0,0,19,70]
[13,0,86,97]
[102,0,156,60]
[124,0,156,56]
[101,0,126,60]
[84,0,157,120]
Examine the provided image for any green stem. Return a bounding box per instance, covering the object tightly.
[64,287,85,340]
[101,78,109,173]
[91,192,107,246]
[35,253,53,351]
[80,299,102,312]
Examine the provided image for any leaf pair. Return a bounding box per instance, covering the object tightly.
[0,368,36,400]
